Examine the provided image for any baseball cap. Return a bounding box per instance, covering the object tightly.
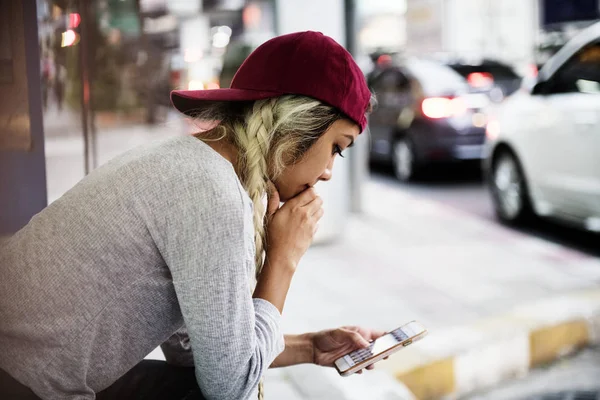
[171,31,372,131]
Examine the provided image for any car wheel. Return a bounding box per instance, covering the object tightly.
[490,151,532,223]
[392,138,418,182]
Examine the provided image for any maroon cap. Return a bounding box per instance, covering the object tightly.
[171,31,371,131]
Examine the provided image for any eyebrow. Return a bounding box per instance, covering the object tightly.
[343,134,355,148]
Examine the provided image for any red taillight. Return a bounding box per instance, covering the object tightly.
[421,97,466,119]
[467,72,494,88]
[377,54,392,67]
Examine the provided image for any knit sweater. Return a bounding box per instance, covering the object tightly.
[0,136,284,399]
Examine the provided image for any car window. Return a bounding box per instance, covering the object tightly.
[369,68,415,108]
[403,59,468,95]
[547,42,600,94]
[370,68,410,92]
[368,68,417,128]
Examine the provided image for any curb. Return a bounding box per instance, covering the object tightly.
[380,287,600,400]
[274,288,600,400]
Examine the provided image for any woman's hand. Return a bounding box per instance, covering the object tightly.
[264,184,323,271]
[310,326,387,373]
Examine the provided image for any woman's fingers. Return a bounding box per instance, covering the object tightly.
[288,187,318,207]
[313,207,324,219]
[264,187,323,273]
[266,181,280,218]
[305,194,324,216]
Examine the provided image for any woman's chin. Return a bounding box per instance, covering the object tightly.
[278,191,295,202]
[277,186,307,202]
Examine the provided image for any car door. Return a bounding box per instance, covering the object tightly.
[367,68,414,161]
[536,41,600,221]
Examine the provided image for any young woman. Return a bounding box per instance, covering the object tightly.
[0,31,383,400]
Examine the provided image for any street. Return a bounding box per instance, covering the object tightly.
[370,163,600,258]
[463,347,600,400]
[364,163,600,399]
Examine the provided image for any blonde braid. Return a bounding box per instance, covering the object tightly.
[258,379,265,400]
[233,100,278,400]
[233,98,277,278]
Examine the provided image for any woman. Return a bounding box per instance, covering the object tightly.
[0,31,382,400]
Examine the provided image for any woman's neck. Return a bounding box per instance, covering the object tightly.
[201,137,242,178]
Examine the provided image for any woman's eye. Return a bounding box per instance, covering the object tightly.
[333,145,345,158]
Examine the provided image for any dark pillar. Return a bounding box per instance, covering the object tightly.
[0,0,47,235]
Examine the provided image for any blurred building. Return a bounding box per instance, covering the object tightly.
[356,0,600,77]
[0,1,47,235]
[404,0,538,71]
[1,0,366,243]
[537,0,600,64]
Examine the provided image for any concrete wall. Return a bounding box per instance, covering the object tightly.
[444,0,537,67]
[406,0,537,68]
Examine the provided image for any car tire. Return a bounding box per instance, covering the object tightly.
[392,138,419,182]
[490,151,533,224]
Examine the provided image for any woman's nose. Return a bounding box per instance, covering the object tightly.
[319,168,332,182]
[319,156,337,182]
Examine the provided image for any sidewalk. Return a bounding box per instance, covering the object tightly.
[263,180,600,399]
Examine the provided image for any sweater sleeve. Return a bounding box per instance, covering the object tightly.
[147,170,284,400]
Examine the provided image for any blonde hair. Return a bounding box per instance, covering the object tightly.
[191,95,373,277]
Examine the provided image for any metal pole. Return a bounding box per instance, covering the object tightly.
[79,0,96,174]
[344,0,368,214]
[344,0,356,54]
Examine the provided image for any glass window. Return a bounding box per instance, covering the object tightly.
[549,42,600,94]
[370,68,414,109]
[403,59,468,96]
[38,1,87,204]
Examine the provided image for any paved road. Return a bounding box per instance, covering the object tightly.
[370,163,600,258]
[463,347,600,400]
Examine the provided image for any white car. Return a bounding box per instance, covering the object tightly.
[483,22,600,232]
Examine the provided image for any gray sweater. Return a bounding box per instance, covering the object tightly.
[0,136,285,400]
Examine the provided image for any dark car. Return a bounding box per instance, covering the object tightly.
[367,57,490,181]
[445,58,522,102]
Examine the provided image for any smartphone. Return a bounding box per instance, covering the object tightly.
[334,321,427,376]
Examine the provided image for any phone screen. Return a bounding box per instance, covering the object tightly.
[337,322,425,371]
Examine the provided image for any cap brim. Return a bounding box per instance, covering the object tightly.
[171,88,284,116]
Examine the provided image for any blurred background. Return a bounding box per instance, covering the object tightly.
[1,0,600,399]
